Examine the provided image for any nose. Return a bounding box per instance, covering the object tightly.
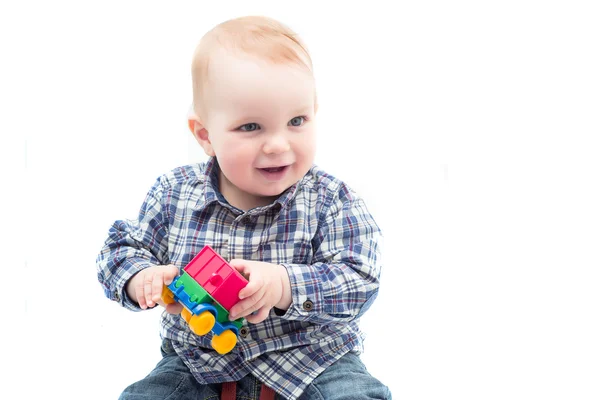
[262,130,290,155]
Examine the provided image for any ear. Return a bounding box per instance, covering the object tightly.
[188,115,215,157]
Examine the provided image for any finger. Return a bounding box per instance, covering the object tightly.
[164,265,179,285]
[229,259,250,277]
[245,306,270,324]
[135,278,148,309]
[151,271,164,304]
[231,289,262,317]
[238,279,260,300]
[144,273,155,307]
[230,289,266,320]
[229,259,245,269]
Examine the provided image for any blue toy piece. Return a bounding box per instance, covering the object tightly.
[167,276,241,337]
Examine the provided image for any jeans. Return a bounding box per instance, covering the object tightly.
[119,339,392,400]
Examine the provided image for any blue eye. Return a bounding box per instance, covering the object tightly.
[239,123,259,132]
[289,116,305,127]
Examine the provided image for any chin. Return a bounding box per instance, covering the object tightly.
[257,183,292,197]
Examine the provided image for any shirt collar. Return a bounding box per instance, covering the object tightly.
[194,156,306,213]
[194,157,223,211]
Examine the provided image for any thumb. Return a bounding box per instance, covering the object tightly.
[165,302,183,315]
[163,265,180,285]
[229,259,248,274]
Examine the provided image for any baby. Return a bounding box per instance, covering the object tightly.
[97,15,391,400]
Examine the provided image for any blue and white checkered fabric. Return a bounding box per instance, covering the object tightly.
[97,157,382,399]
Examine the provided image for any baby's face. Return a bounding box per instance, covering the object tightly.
[200,50,317,210]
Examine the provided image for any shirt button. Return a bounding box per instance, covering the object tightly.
[115,291,121,302]
[239,327,249,338]
[302,300,314,311]
[241,216,252,225]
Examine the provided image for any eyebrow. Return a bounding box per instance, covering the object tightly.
[292,105,313,115]
[231,106,313,126]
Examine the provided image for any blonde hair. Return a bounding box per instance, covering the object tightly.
[191,16,315,118]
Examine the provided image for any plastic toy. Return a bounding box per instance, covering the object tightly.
[161,245,248,354]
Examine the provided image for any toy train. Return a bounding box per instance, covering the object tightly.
[161,245,248,354]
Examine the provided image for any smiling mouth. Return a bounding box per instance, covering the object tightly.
[260,166,286,173]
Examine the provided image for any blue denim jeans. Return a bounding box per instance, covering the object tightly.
[119,339,392,399]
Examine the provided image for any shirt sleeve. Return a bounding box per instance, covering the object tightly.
[96,177,171,311]
[279,184,382,324]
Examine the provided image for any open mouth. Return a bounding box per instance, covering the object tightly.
[258,165,289,180]
[261,166,286,173]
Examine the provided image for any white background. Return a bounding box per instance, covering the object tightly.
[2,1,599,399]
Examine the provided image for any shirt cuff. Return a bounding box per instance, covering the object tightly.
[114,257,154,311]
[277,263,322,320]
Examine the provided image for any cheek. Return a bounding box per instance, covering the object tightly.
[217,142,254,171]
[294,131,316,158]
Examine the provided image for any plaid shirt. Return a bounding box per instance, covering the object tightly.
[97,157,382,399]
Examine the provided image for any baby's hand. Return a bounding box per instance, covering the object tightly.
[228,260,292,324]
[126,265,183,314]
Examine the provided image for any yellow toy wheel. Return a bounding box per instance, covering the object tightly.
[181,308,192,323]
[211,330,237,354]
[161,286,176,305]
[189,311,216,336]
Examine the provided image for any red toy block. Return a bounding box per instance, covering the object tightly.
[183,246,248,311]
